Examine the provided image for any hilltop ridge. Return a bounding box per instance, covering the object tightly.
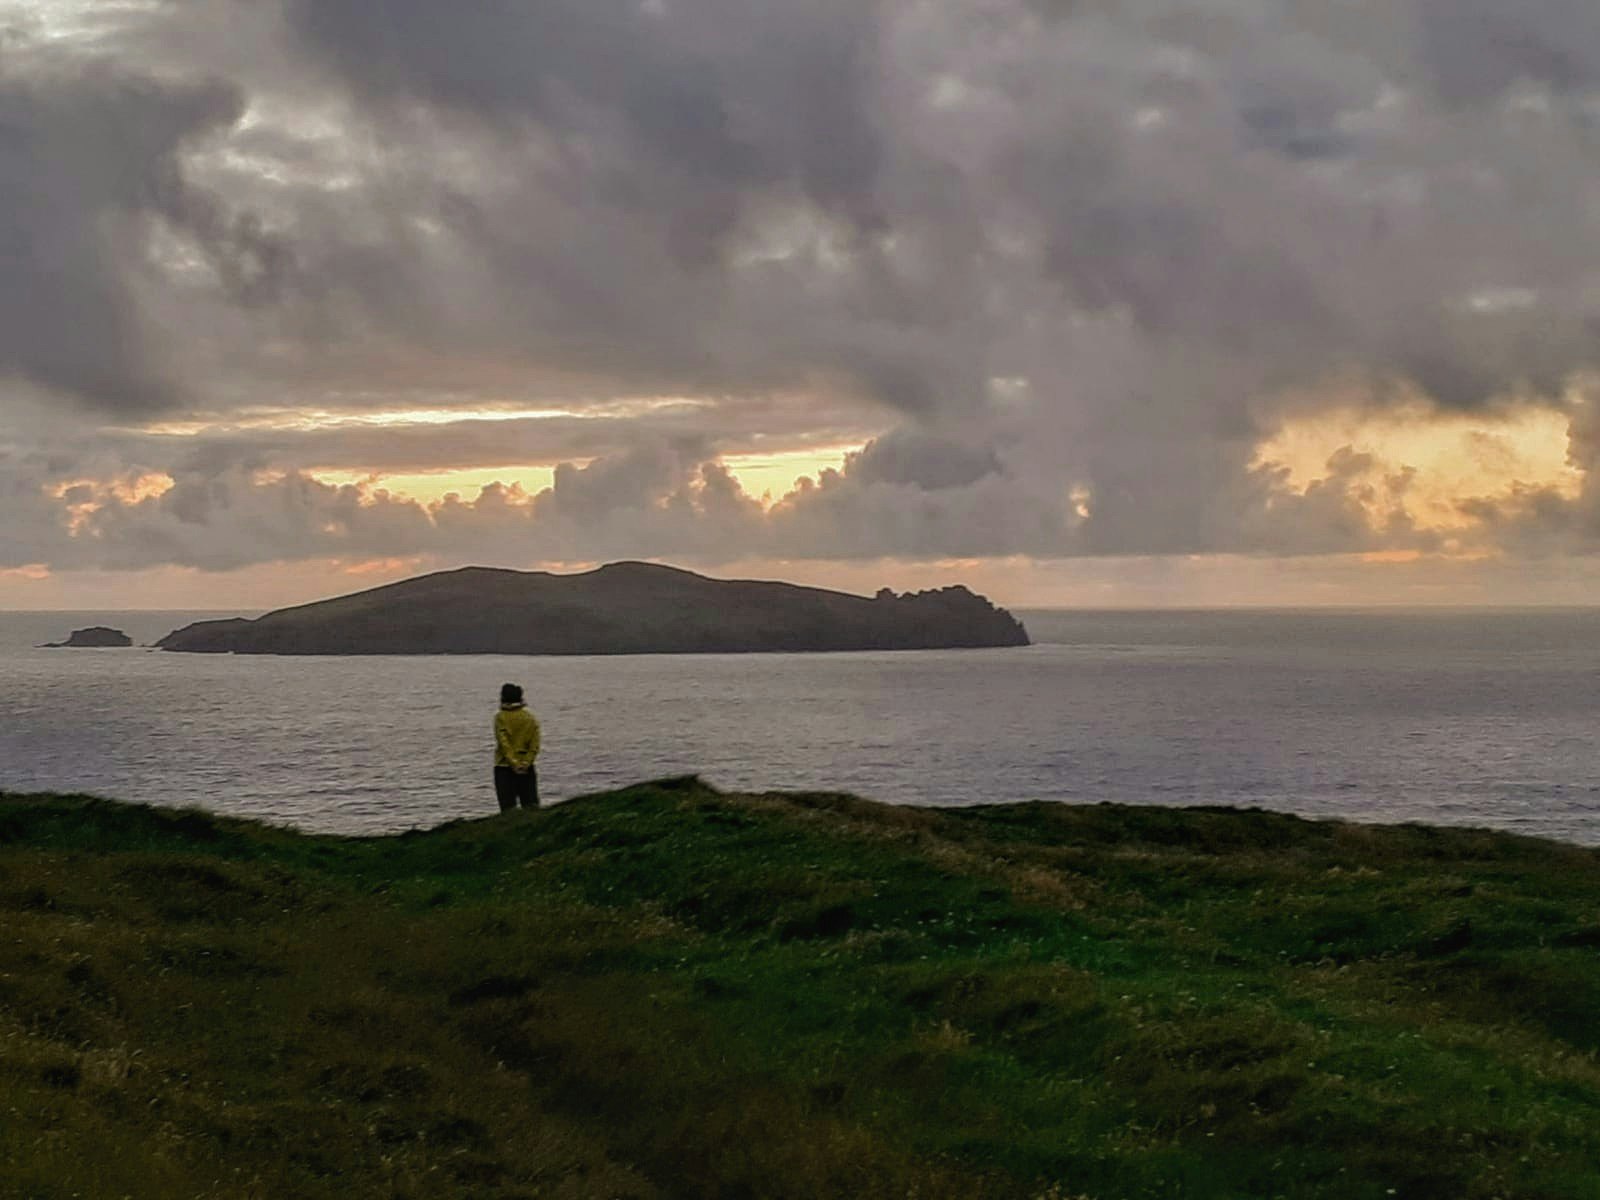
[156,561,1030,655]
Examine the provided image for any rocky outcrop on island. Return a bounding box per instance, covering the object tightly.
[44,626,134,648]
[155,562,1030,655]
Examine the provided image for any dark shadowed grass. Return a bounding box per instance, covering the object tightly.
[3,779,1600,1198]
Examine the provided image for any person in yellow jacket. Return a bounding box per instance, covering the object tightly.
[493,682,542,811]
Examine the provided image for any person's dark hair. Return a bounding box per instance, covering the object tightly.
[500,682,524,705]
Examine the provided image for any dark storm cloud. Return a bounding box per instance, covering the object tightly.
[846,431,1003,491]
[0,447,73,566]
[283,0,885,234]
[0,56,250,411]
[255,0,1012,425]
[1415,0,1600,107]
[6,0,1600,574]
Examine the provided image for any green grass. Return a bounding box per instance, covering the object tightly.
[3,778,1600,1198]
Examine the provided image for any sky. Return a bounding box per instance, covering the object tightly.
[4,0,1600,609]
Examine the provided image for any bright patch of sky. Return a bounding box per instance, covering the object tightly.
[306,465,562,506]
[1255,404,1580,532]
[132,399,710,438]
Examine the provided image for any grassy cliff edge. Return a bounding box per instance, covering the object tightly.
[2,780,1599,1199]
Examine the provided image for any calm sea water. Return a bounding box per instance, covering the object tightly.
[1,608,1597,843]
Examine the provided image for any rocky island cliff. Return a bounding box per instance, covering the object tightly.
[156,561,1030,655]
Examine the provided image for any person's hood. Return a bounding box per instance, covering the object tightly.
[500,701,525,711]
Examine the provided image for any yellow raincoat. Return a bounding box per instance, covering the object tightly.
[494,703,541,771]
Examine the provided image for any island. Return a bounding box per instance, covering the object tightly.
[155,561,1030,655]
[42,626,133,648]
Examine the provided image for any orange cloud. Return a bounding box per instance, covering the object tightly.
[1254,401,1580,535]
[343,556,427,576]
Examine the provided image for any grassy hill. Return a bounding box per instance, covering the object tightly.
[2,779,1599,1198]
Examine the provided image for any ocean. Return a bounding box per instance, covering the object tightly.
[1,608,1597,843]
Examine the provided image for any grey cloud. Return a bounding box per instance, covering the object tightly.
[285,0,885,231]
[846,431,1002,491]
[80,466,434,570]
[0,54,254,411]
[0,437,732,572]
[1415,0,1600,107]
[535,443,708,521]
[258,0,1011,420]
[0,449,74,567]
[7,0,1600,574]
[1238,103,1357,161]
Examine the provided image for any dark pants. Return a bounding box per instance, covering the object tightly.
[494,765,540,812]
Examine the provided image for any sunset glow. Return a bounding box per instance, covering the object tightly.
[1254,404,1579,533]
[719,446,860,504]
[134,398,712,439]
[301,446,864,510]
[306,466,561,506]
